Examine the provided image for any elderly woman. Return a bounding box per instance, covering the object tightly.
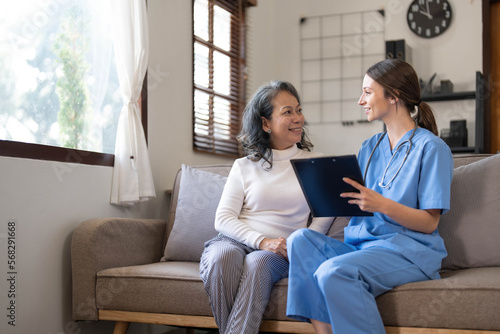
[199,80,333,334]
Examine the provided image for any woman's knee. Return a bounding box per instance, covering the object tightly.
[314,259,360,289]
[243,251,288,283]
[200,242,245,280]
[244,251,285,271]
[287,228,320,252]
[288,228,334,263]
[288,228,311,244]
[205,241,245,262]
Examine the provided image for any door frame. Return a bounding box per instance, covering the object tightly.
[483,0,500,153]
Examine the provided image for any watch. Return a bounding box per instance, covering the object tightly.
[407,0,452,38]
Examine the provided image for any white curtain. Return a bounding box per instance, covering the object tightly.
[110,0,155,206]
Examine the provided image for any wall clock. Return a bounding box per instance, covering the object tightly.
[407,0,453,38]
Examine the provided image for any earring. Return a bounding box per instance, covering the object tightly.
[267,129,272,134]
[390,100,395,104]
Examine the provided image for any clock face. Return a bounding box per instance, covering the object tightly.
[407,0,452,38]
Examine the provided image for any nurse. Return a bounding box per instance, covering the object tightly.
[286,59,453,334]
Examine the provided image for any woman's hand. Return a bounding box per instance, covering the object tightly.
[340,177,386,213]
[259,237,288,260]
[340,177,441,234]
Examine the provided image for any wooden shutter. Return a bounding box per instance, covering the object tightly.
[193,0,246,157]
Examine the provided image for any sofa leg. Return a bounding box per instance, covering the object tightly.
[113,321,130,334]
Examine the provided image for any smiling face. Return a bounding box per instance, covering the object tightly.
[262,90,305,150]
[358,74,396,122]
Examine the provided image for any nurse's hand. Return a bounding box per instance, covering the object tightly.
[341,178,442,233]
[340,177,386,213]
[259,237,288,260]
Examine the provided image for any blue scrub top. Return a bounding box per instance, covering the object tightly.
[345,127,453,279]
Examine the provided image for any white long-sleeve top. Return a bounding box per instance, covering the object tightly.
[215,145,333,249]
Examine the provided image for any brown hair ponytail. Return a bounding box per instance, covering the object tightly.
[366,59,439,136]
[414,101,438,136]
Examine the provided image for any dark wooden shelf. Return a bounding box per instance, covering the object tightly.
[423,71,485,154]
[450,146,475,153]
[422,91,476,102]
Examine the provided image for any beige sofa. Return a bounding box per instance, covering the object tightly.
[71,154,500,334]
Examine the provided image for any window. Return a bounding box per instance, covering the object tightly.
[0,0,146,166]
[193,0,250,157]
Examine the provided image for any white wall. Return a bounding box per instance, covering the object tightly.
[0,1,482,333]
[247,0,482,154]
[0,157,158,334]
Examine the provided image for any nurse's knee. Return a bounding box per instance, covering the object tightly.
[314,260,360,289]
[288,228,319,250]
[288,228,310,243]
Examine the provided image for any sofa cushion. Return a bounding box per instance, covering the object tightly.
[162,164,228,262]
[377,267,500,330]
[439,154,500,270]
[97,262,213,316]
[96,262,291,321]
[96,265,500,330]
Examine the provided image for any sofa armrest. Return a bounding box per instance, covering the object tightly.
[71,217,166,321]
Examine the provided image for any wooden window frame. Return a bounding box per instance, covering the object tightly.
[192,0,253,158]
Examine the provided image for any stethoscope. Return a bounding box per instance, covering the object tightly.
[363,122,418,189]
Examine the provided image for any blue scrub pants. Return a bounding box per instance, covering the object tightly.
[286,228,429,334]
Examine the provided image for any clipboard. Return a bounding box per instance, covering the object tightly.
[291,155,373,217]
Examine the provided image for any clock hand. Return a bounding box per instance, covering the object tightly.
[419,10,433,19]
[419,1,433,19]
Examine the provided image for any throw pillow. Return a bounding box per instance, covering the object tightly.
[162,164,228,262]
[439,154,500,270]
